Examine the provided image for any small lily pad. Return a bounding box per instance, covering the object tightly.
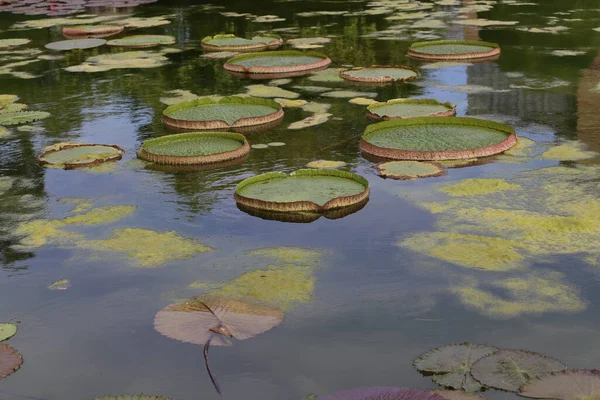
[0,344,22,380]
[0,111,50,126]
[306,160,346,169]
[0,39,31,50]
[48,279,71,290]
[107,35,176,48]
[45,38,106,51]
[268,142,285,147]
[414,343,498,391]
[378,161,445,180]
[39,143,124,169]
[471,350,567,392]
[519,370,600,400]
[251,144,269,149]
[0,324,17,342]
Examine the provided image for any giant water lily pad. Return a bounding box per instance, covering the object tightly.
[0,39,31,50]
[367,99,456,120]
[0,343,22,380]
[62,24,124,38]
[235,169,369,214]
[360,117,517,161]
[38,143,124,169]
[65,51,169,72]
[45,38,106,51]
[409,40,500,60]
[471,350,567,392]
[340,65,419,85]
[107,35,176,48]
[224,50,331,79]
[414,343,498,391]
[287,37,332,49]
[519,370,600,400]
[0,324,17,342]
[378,161,445,180]
[138,132,249,165]
[202,34,282,52]
[154,295,284,346]
[0,111,50,126]
[162,96,283,131]
[316,387,450,400]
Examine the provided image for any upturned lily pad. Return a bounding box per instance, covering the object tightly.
[316,387,449,400]
[471,350,567,392]
[154,295,284,346]
[38,143,124,169]
[162,96,283,131]
[340,65,419,85]
[202,34,282,52]
[360,117,517,161]
[0,324,17,342]
[62,24,124,38]
[0,343,22,380]
[91,395,173,400]
[138,132,249,165]
[414,343,498,391]
[224,50,331,79]
[45,38,106,51]
[0,39,31,50]
[0,111,50,126]
[235,169,369,213]
[367,99,456,120]
[107,35,176,48]
[409,40,501,60]
[378,161,445,180]
[519,370,600,400]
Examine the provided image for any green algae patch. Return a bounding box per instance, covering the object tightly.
[400,232,526,271]
[451,271,586,319]
[247,246,323,265]
[540,141,597,161]
[61,205,136,225]
[58,197,94,213]
[439,179,521,197]
[78,228,212,267]
[206,265,315,309]
[12,219,82,249]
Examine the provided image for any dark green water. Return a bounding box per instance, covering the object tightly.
[1,1,600,399]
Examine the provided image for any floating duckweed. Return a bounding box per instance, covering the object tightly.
[61,205,136,225]
[400,232,526,271]
[540,141,597,161]
[452,271,586,319]
[207,265,315,309]
[247,246,323,264]
[245,84,299,99]
[439,179,521,197]
[58,198,95,213]
[78,228,212,267]
[306,160,347,169]
[502,137,536,157]
[13,219,79,249]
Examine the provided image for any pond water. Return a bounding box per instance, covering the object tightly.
[1,0,600,399]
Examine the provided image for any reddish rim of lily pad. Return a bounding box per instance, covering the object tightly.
[408,40,501,61]
[223,50,332,77]
[62,25,124,38]
[38,143,124,169]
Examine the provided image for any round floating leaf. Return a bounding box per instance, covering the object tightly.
[306,160,346,169]
[0,343,22,380]
[107,35,176,48]
[378,161,445,180]
[162,96,283,131]
[202,34,282,52]
[0,111,50,126]
[409,40,500,60]
[154,295,284,346]
[0,324,17,342]
[414,343,498,391]
[45,38,106,51]
[235,169,369,214]
[431,391,485,400]
[38,143,124,169]
[138,132,249,165]
[360,117,517,161]
[0,38,31,49]
[519,370,600,400]
[316,387,450,400]
[367,99,456,120]
[268,142,285,147]
[224,50,331,79]
[91,395,173,400]
[340,65,419,85]
[471,350,567,392]
[65,51,170,72]
[62,24,124,38]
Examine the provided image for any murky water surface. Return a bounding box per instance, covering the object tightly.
[1,1,600,399]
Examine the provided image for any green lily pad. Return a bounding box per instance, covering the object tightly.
[268,142,285,147]
[224,50,331,77]
[414,343,498,391]
[202,34,282,51]
[235,169,369,212]
[0,324,17,342]
[0,344,22,380]
[0,111,50,126]
[306,160,346,169]
[62,24,124,37]
[138,132,249,165]
[341,66,419,84]
[471,350,567,392]
[409,40,500,60]
[45,38,106,51]
[65,51,170,72]
[519,370,600,400]
[378,161,445,180]
[251,144,269,149]
[360,117,517,161]
[107,35,176,48]
[0,39,31,50]
[367,99,456,120]
[38,143,124,169]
